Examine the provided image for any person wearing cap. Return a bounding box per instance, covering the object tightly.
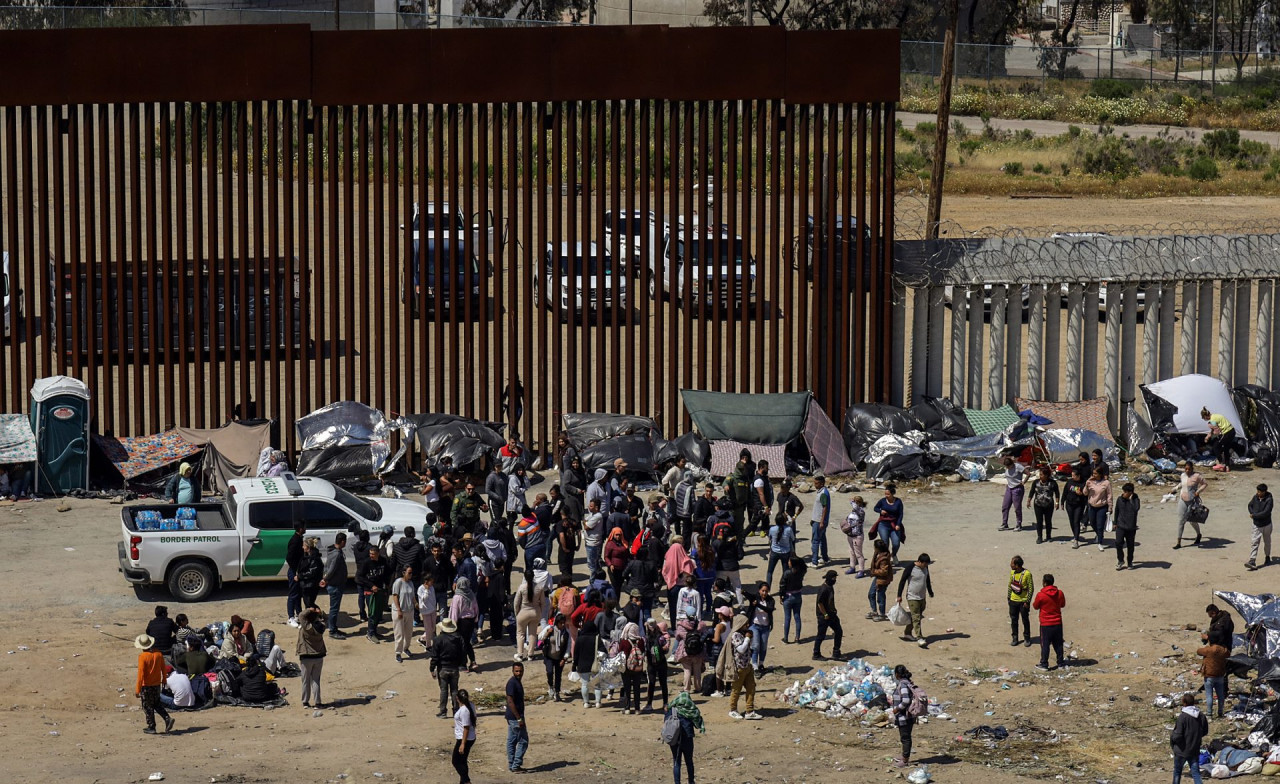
[896,553,935,648]
[134,633,175,734]
[812,569,843,661]
[164,461,200,504]
[810,476,831,568]
[451,480,488,539]
[430,617,467,717]
[775,479,803,528]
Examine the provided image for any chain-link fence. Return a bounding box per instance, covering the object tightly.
[904,39,1280,86]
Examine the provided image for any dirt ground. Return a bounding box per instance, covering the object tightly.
[930,193,1280,234]
[0,467,1274,784]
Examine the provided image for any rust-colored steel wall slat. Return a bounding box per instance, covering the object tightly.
[0,27,898,459]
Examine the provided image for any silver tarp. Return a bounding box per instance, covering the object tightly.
[1038,428,1119,464]
[296,402,411,478]
[1215,590,1280,658]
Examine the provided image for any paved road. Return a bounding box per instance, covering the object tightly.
[898,111,1280,147]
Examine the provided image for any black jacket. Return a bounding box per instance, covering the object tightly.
[146,617,178,651]
[286,533,305,570]
[1113,494,1141,531]
[779,560,807,596]
[573,629,599,672]
[621,558,658,599]
[1250,493,1274,528]
[357,556,391,592]
[430,631,467,671]
[1170,706,1209,759]
[1208,612,1235,648]
[297,550,324,589]
[393,536,427,579]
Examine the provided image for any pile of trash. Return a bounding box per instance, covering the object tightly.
[777,659,951,724]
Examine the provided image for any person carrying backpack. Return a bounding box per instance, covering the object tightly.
[891,664,926,768]
[664,691,704,784]
[618,622,647,715]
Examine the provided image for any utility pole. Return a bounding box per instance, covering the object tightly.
[1212,0,1218,95]
[746,0,753,26]
[926,0,959,240]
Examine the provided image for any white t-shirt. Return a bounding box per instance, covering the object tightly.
[422,478,439,504]
[166,672,195,708]
[418,583,437,615]
[583,511,605,547]
[1004,464,1026,489]
[454,705,477,741]
[662,465,688,490]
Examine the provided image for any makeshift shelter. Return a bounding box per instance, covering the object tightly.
[563,413,661,476]
[296,402,409,482]
[962,404,1022,436]
[1039,429,1118,464]
[92,430,203,492]
[30,375,90,494]
[910,397,975,442]
[174,422,274,494]
[926,419,1038,461]
[1215,591,1280,659]
[1014,397,1113,440]
[710,440,786,479]
[1142,374,1244,436]
[842,403,929,465]
[0,414,36,463]
[1232,385,1280,465]
[682,389,854,476]
[403,413,505,473]
[654,431,711,469]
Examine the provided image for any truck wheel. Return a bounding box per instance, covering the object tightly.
[167,560,215,602]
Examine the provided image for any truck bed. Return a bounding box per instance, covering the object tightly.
[121,502,231,532]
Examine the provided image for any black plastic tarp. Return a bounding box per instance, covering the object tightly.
[297,444,376,482]
[295,401,400,481]
[909,396,975,442]
[655,431,711,469]
[562,413,661,476]
[404,413,506,471]
[1140,385,1180,435]
[564,413,660,450]
[841,403,923,464]
[1233,385,1280,464]
[925,420,1038,460]
[578,432,658,477]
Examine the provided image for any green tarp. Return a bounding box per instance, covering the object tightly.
[681,390,812,444]
[963,404,1021,436]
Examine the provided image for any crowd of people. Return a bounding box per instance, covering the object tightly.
[129,429,1278,782]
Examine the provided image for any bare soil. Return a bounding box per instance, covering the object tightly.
[0,468,1272,784]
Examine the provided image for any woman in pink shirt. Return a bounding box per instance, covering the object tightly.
[1084,469,1112,552]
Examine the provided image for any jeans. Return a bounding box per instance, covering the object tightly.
[506,719,529,770]
[586,544,602,576]
[544,657,564,695]
[782,593,802,640]
[868,582,887,616]
[1115,527,1136,566]
[452,738,473,784]
[750,623,771,668]
[1086,505,1107,545]
[1009,600,1030,641]
[1250,523,1273,565]
[1205,675,1227,717]
[325,585,344,633]
[436,667,460,715]
[1173,755,1204,784]
[1033,506,1053,539]
[525,545,546,578]
[1002,485,1025,527]
[670,732,695,784]
[810,521,828,565]
[813,615,843,657]
[875,522,902,558]
[766,553,787,588]
[1040,623,1064,667]
[287,568,302,619]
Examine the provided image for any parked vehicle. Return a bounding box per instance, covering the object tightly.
[2,251,16,337]
[794,215,873,288]
[537,242,626,319]
[409,201,498,263]
[651,222,756,311]
[603,209,664,273]
[409,236,484,317]
[58,257,303,359]
[118,473,429,602]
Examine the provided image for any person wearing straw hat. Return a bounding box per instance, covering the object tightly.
[134,633,174,734]
[431,617,467,718]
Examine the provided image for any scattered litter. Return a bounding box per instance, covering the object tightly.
[17,646,29,651]
[64,547,75,551]
[964,725,1010,741]
[906,765,932,784]
[373,774,385,779]
[148,775,164,782]
[1048,696,1071,706]
[384,690,398,700]
[48,731,60,737]
[115,704,127,709]
[313,710,324,718]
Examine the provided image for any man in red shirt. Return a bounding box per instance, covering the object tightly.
[134,634,175,734]
[1032,574,1066,671]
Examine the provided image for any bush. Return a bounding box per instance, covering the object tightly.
[896,149,930,176]
[1201,128,1241,159]
[1002,161,1025,176]
[1187,156,1220,181]
[1032,162,1051,174]
[958,138,982,154]
[1067,124,1083,137]
[1089,78,1136,99]
[951,119,970,141]
[1081,137,1139,179]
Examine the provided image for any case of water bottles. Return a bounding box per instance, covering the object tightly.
[134,507,198,531]
[177,507,199,531]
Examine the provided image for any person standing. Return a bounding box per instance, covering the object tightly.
[812,569,843,660]
[451,481,488,539]
[539,613,571,701]
[891,664,918,768]
[507,466,530,526]
[1033,573,1066,670]
[513,572,548,662]
[779,555,806,644]
[418,573,439,650]
[1008,555,1033,647]
[1204,604,1235,648]
[1113,482,1141,571]
[505,662,530,773]
[810,475,831,567]
[1247,483,1274,571]
[390,566,417,663]
[452,689,478,784]
[1061,468,1088,549]
[999,457,1027,531]
[357,544,391,643]
[747,582,775,675]
[724,450,754,536]
[767,512,797,589]
[134,633,174,735]
[662,456,690,496]
[1201,406,1238,471]
[747,459,774,538]
[583,499,606,577]
[843,496,867,576]
[296,606,327,708]
[867,538,894,622]
[320,532,348,639]
[1197,636,1229,719]
[393,526,427,625]
[872,484,905,560]
[666,691,704,784]
[1175,461,1207,550]
[286,522,307,626]
[1084,468,1112,552]
[485,464,510,527]
[430,618,466,718]
[896,553,934,648]
[1171,692,1209,784]
[725,615,760,720]
[165,462,200,504]
[297,537,324,610]
[1026,467,1059,544]
[643,618,671,712]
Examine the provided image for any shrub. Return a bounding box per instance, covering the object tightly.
[958,138,982,154]
[1067,124,1083,137]
[896,150,930,176]
[1187,156,1220,181]
[1089,78,1136,99]
[1002,161,1025,176]
[1032,162,1051,174]
[1080,137,1139,179]
[1201,128,1241,159]
[951,119,970,141]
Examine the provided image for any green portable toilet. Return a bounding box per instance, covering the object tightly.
[29,375,91,494]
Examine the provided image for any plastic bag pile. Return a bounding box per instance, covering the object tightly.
[778,659,947,723]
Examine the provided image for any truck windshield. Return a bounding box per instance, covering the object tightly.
[332,485,383,522]
[677,238,746,265]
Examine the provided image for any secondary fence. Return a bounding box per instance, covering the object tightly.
[890,206,1280,436]
[0,5,568,31]
[0,24,899,458]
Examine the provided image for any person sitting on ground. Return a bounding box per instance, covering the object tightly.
[159,664,196,711]
[176,636,212,677]
[146,606,178,654]
[235,659,280,704]
[230,615,256,643]
[221,625,253,660]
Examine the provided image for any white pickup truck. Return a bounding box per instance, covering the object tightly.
[118,474,429,602]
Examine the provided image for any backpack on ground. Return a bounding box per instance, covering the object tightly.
[907,682,930,718]
[700,672,717,697]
